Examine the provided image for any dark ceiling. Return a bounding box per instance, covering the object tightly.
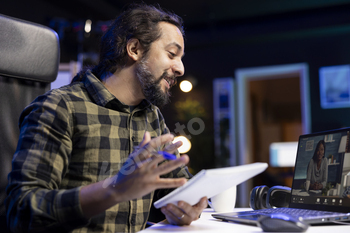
[3,0,350,63]
[3,0,350,29]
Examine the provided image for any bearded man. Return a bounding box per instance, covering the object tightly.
[5,3,207,233]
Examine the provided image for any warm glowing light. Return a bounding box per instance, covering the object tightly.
[180,80,193,92]
[173,136,191,154]
[85,19,92,33]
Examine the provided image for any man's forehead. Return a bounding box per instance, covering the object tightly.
[158,22,184,41]
[158,21,183,34]
[158,22,185,51]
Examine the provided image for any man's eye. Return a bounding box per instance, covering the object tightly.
[168,52,175,57]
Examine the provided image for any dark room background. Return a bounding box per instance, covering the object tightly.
[3,0,350,206]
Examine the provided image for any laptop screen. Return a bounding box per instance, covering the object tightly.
[290,127,350,212]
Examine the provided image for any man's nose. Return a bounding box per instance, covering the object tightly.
[172,60,184,77]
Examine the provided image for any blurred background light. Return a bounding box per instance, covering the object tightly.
[180,80,193,92]
[84,19,92,33]
[173,136,192,154]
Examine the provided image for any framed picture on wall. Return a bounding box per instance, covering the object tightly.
[319,64,350,109]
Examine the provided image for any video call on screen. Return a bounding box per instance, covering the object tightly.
[292,130,350,207]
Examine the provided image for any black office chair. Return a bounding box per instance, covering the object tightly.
[0,14,60,232]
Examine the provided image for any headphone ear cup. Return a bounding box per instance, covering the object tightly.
[256,185,269,210]
[266,186,291,208]
[250,185,269,210]
[249,186,260,210]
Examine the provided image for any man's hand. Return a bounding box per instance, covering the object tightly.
[160,197,208,225]
[110,132,188,202]
[80,132,188,218]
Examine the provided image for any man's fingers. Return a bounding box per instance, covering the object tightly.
[164,141,182,154]
[156,177,187,189]
[138,133,175,157]
[139,131,151,148]
[176,197,208,220]
[133,133,175,164]
[147,134,174,151]
[198,197,209,208]
[134,150,184,171]
[161,207,185,225]
[152,155,189,175]
[139,153,165,169]
[161,204,187,224]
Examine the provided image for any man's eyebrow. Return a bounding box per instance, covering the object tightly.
[168,42,185,58]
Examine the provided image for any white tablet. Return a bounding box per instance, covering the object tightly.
[154,162,268,208]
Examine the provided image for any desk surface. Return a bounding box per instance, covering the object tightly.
[140,208,350,233]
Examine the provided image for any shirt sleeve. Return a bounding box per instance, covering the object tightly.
[5,91,89,232]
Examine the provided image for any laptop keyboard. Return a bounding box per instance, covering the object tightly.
[245,208,346,219]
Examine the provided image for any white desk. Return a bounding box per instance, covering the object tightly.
[140,208,350,233]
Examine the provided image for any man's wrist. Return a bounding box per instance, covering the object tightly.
[80,179,123,218]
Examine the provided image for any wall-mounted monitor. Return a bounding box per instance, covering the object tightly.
[319,64,350,109]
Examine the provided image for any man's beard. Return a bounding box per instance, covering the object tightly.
[136,57,175,108]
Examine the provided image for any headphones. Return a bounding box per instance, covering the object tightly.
[250,185,291,210]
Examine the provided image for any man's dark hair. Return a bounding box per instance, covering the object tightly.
[73,3,184,81]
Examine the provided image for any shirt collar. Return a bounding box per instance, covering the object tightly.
[83,70,152,112]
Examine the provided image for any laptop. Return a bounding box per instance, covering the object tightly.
[213,127,350,225]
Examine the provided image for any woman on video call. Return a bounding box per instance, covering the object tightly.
[306,140,328,191]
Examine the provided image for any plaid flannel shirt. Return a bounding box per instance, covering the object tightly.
[5,70,191,233]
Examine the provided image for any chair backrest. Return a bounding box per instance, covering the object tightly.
[0,14,60,232]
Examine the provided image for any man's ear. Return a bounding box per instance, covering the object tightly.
[126,38,143,61]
